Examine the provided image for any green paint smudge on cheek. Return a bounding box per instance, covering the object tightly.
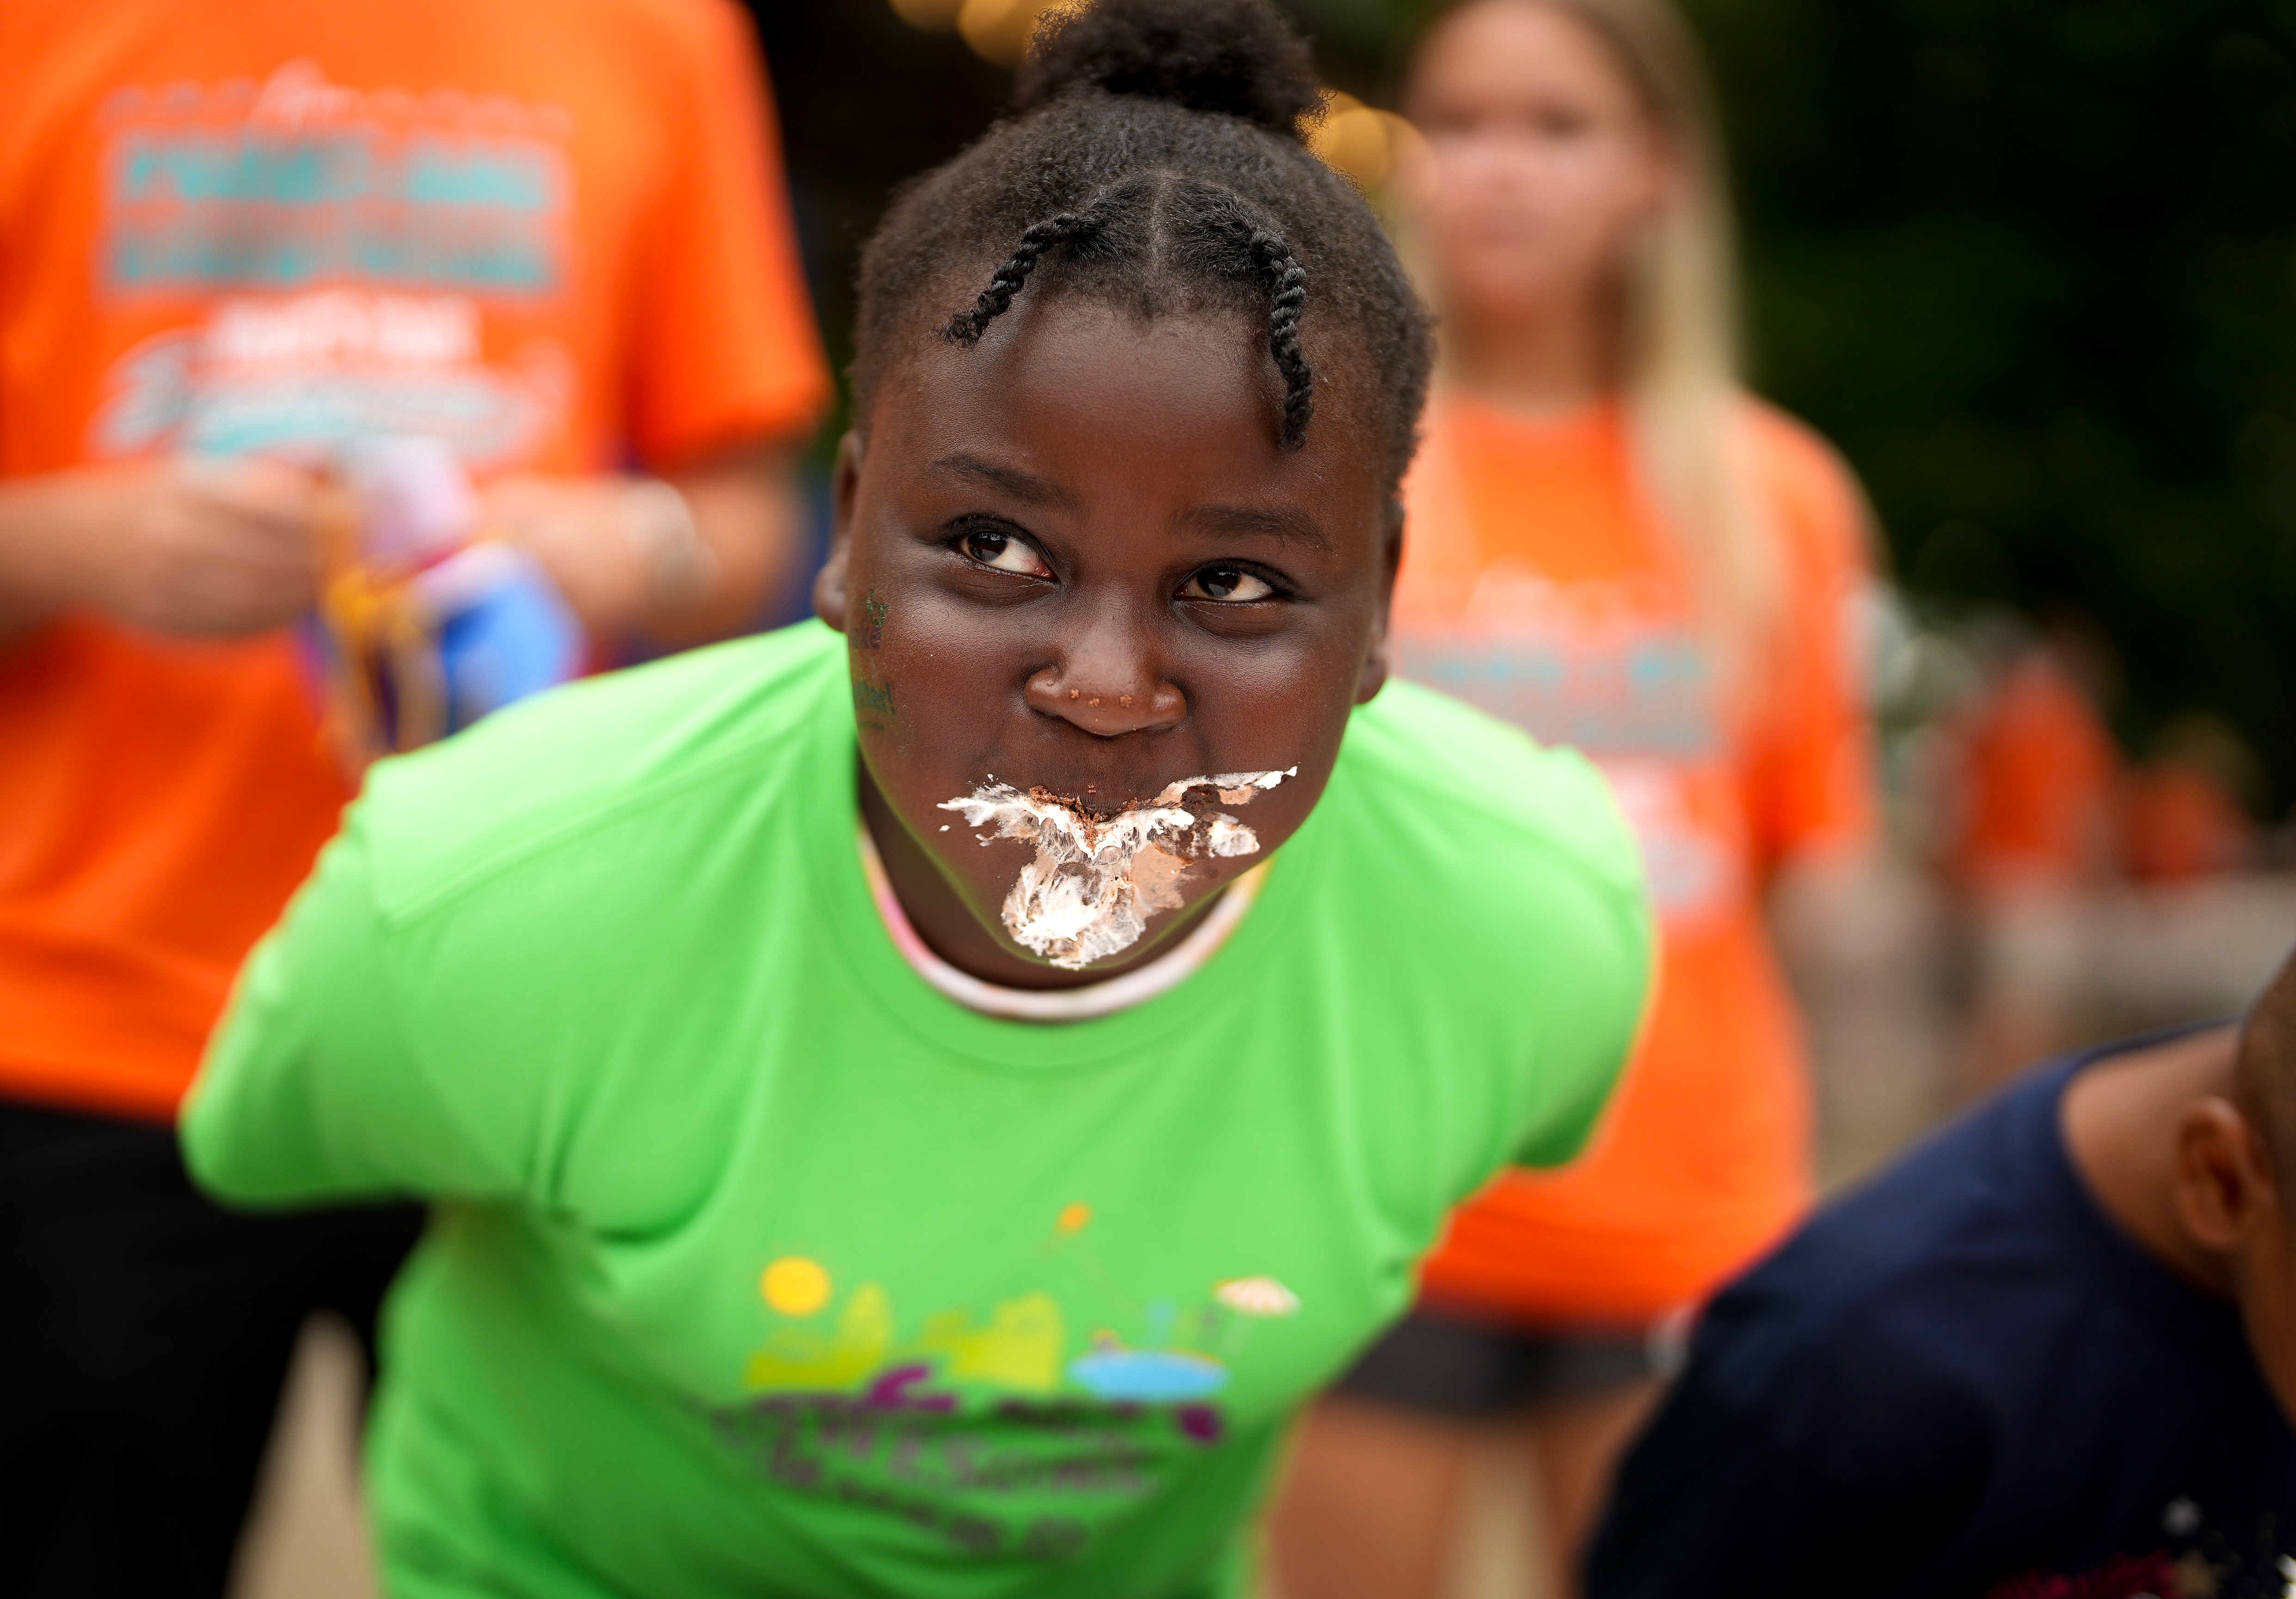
[853,677,895,728]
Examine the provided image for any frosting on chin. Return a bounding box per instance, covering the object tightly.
[937,769,1297,969]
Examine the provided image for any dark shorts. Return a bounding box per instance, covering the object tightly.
[0,1096,424,1599]
[1331,1306,1676,1420]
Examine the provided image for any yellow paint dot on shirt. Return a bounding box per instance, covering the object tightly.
[1056,1203,1092,1235]
[761,1256,831,1317]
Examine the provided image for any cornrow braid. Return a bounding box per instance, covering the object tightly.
[942,205,1110,348]
[1248,228,1312,451]
[945,197,1321,453]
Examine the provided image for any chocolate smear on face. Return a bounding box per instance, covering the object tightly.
[937,769,1296,969]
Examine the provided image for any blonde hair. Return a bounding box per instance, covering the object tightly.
[1417,0,1777,653]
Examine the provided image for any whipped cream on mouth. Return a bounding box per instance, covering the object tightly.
[937,768,1298,969]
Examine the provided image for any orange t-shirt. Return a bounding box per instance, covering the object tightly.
[1392,395,1878,1326]
[1946,650,2120,892]
[0,0,829,1120]
[2119,762,2254,883]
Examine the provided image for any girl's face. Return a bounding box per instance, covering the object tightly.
[1402,0,1671,321]
[819,295,1395,982]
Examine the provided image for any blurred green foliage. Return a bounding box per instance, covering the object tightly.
[1686,0,2296,808]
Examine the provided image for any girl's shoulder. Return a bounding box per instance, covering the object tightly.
[1734,396,1878,579]
[1329,677,1649,918]
[1317,680,1655,1166]
[354,621,845,923]
[1736,396,1856,490]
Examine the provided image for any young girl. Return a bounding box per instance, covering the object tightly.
[1270,2,1878,1596]
[179,3,1653,1595]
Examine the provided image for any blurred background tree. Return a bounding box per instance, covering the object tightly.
[1687,0,2296,816]
[752,0,2296,810]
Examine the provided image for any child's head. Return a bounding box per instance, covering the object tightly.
[1387,0,1726,333]
[1400,0,1721,331]
[819,0,1433,977]
[1399,0,1777,657]
[2198,951,2296,1416]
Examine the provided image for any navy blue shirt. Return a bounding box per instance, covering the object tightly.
[1588,1041,2296,1599]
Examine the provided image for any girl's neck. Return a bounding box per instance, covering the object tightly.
[856,758,1229,992]
[1441,286,1621,420]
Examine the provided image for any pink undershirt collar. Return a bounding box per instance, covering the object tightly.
[856,822,1264,1023]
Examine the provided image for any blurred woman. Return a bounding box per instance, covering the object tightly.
[1268,3,1879,1595]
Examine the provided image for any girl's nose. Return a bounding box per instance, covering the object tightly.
[1024,633,1187,738]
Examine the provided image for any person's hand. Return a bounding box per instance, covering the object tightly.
[482,473,723,643]
[85,457,327,637]
[480,475,661,642]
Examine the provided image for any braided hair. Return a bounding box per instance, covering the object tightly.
[854,0,1433,487]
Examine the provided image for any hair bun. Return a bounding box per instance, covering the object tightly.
[1015,0,1323,142]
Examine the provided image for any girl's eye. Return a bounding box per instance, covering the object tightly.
[959,527,1053,578]
[1178,564,1277,603]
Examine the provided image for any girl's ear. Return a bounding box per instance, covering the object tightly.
[1355,500,1406,705]
[2174,1096,2276,1251]
[814,430,864,632]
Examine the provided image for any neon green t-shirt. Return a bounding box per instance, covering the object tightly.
[183,620,1651,1599]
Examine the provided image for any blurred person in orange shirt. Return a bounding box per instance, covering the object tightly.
[1941,639,2121,1089]
[2118,717,2260,885]
[1946,641,2121,893]
[1267,3,1879,1595]
[2121,761,2256,882]
[0,0,826,1589]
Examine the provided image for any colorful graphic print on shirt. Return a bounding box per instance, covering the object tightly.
[708,1202,1303,1561]
[91,60,572,462]
[1984,1496,2291,1599]
[1394,568,1743,927]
